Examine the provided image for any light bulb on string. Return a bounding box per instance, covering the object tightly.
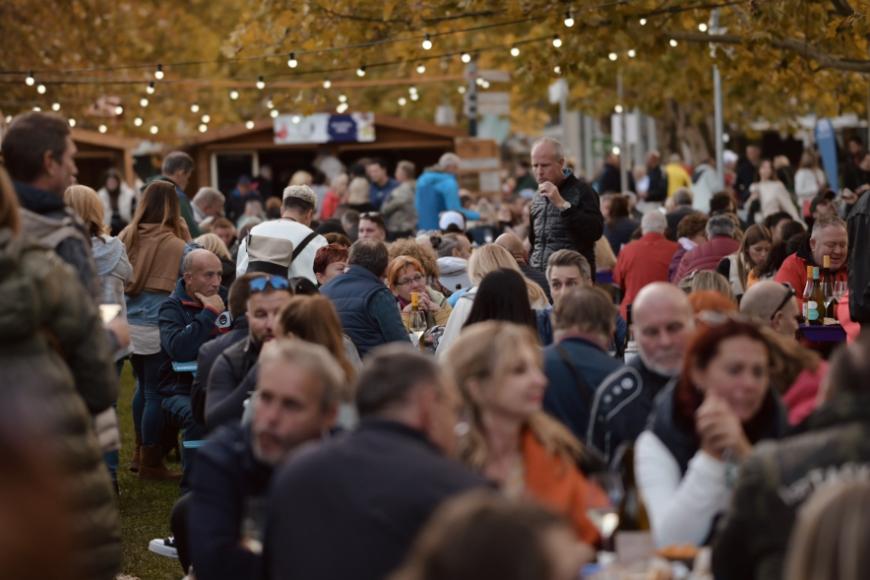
[287,52,298,68]
[245,120,255,130]
[510,46,520,57]
[612,145,620,155]
[608,52,618,61]
[553,65,562,75]
[201,114,210,124]
[552,36,562,48]
[198,124,208,133]
[68,118,76,127]
[51,102,61,112]
[291,115,301,124]
[410,92,420,101]
[37,83,46,94]
[25,71,35,86]
[460,52,472,64]
[32,106,41,112]
[149,125,159,135]
[146,81,155,95]
[669,39,678,48]
[639,18,647,26]
[422,33,432,51]
[140,97,149,107]
[398,97,407,106]
[266,98,274,109]
[475,77,485,87]
[270,109,279,119]
[322,79,332,89]
[627,49,637,58]
[339,94,348,103]
[564,10,575,28]
[229,90,240,101]
[614,104,624,114]
[356,65,366,77]
[114,105,124,115]
[190,103,200,113]
[408,85,418,95]
[457,86,466,94]
[98,124,107,134]
[256,76,266,90]
[698,22,708,32]
[336,103,349,114]
[134,117,143,127]
[416,63,426,74]
[154,64,164,80]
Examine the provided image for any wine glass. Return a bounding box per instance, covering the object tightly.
[408,310,427,346]
[586,472,625,549]
[834,280,848,302]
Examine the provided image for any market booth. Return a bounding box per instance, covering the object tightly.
[71,129,139,189]
[183,114,466,194]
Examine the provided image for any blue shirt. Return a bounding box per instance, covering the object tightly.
[370,178,399,210]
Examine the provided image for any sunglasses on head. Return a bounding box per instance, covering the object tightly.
[771,283,804,323]
[249,275,290,293]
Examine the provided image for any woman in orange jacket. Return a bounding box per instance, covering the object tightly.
[443,321,604,546]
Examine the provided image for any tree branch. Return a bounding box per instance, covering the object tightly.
[669,30,870,73]
[830,0,854,17]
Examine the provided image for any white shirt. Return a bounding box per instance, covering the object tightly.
[235,219,327,284]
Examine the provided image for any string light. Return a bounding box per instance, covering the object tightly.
[612,145,620,155]
[98,124,107,133]
[336,103,348,114]
[229,90,240,100]
[476,77,485,87]
[266,97,274,109]
[189,103,199,113]
[270,109,279,118]
[608,52,618,61]
[51,102,61,112]
[287,52,298,68]
[398,97,407,106]
[510,46,520,57]
[552,36,562,48]
[408,86,418,95]
[460,52,472,64]
[139,97,149,107]
[201,114,211,123]
[149,125,159,135]
[564,10,575,28]
[422,33,433,50]
[627,49,637,58]
[416,63,426,74]
[68,118,76,127]
[322,79,332,89]
[114,105,124,115]
[291,115,302,124]
[146,81,155,95]
[338,94,348,103]
[669,38,679,47]
[614,104,624,113]
[256,76,266,90]
[698,22,708,32]
[410,92,420,101]
[639,18,647,26]
[154,64,164,80]
[25,71,35,86]
[37,83,46,94]
[553,65,562,75]
[245,120,255,129]
[198,124,208,133]
[134,117,143,127]
[457,86,466,94]
[32,106,41,112]
[356,65,366,77]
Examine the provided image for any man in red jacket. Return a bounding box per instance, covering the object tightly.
[775,215,848,310]
[674,214,740,283]
[613,211,678,319]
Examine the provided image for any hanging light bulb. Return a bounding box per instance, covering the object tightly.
[398,97,407,106]
[422,33,433,50]
[134,117,143,127]
[291,115,301,124]
[36,83,47,94]
[698,22,708,32]
[287,52,298,68]
[154,64,164,80]
[336,102,349,114]
[68,118,76,127]
[25,71,35,86]
[457,86,466,94]
[669,38,678,48]
[146,81,155,95]
[322,79,332,89]
[476,77,485,87]
[32,106,42,112]
[608,52,618,61]
[612,145,620,155]
[460,52,472,64]
[553,65,562,75]
[256,76,266,90]
[614,104,624,114]
[229,90,240,100]
[266,97,274,109]
[416,63,426,74]
[139,97,149,107]
[552,36,563,48]
[149,125,159,135]
[627,48,637,58]
[114,105,124,115]
[639,18,647,26]
[408,86,418,95]
[51,102,61,112]
[564,10,575,28]
[190,103,200,113]
[201,114,211,124]
[410,92,420,101]
[510,46,520,57]
[338,94,348,103]
[245,120,255,130]
[198,124,208,133]
[356,65,366,77]
[98,124,107,134]
[270,109,279,119]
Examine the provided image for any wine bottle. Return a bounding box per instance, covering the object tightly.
[801,265,814,321]
[614,445,649,532]
[808,267,826,325]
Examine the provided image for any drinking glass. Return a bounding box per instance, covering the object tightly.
[586,472,625,548]
[408,310,427,346]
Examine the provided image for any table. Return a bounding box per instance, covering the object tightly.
[798,323,847,343]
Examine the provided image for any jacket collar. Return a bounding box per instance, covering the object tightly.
[641,232,667,242]
[13,181,65,215]
[356,418,439,452]
[346,264,383,283]
[171,277,201,307]
[558,335,607,353]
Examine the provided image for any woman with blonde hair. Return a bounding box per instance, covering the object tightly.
[443,321,602,546]
[436,244,548,355]
[386,255,452,330]
[346,176,375,213]
[794,150,827,217]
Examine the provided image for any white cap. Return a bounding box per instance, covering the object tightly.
[439,211,466,231]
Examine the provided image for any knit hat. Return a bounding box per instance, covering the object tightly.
[282,184,318,209]
[246,234,293,276]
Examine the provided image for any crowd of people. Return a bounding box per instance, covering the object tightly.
[2,110,870,580]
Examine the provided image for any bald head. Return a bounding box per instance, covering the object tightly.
[632,282,694,377]
[741,280,800,337]
[494,232,527,264]
[183,248,223,298]
[531,138,566,186]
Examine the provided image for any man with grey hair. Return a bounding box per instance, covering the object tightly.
[528,137,604,273]
[673,213,740,282]
[775,214,848,306]
[588,282,695,464]
[192,187,225,225]
[613,210,678,319]
[666,187,695,238]
[235,184,327,284]
[158,150,200,236]
[415,151,480,231]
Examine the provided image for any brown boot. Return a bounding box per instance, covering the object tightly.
[129,431,141,473]
[138,445,181,481]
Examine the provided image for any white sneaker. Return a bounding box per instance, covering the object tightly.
[148,536,178,559]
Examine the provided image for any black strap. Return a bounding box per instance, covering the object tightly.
[292,231,319,260]
[554,344,594,408]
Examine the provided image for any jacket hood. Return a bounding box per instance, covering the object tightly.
[436,256,468,276]
[14,181,65,216]
[417,171,453,187]
[92,236,132,279]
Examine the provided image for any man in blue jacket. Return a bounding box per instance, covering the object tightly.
[320,239,409,357]
[415,152,480,231]
[157,249,226,482]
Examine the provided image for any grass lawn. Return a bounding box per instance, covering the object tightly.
[117,362,186,580]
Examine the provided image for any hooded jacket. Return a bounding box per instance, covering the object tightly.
[415,170,480,231]
[847,190,870,322]
[674,235,740,283]
[92,235,133,327]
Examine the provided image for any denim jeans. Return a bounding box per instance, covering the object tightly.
[163,393,205,489]
[130,353,165,446]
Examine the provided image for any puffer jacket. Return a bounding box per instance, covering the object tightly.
[529,172,604,273]
[381,180,418,234]
[674,235,740,283]
[0,229,120,580]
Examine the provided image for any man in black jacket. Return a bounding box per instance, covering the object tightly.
[528,137,604,273]
[848,188,870,326]
[712,335,870,580]
[186,339,341,580]
[264,344,487,580]
[205,274,292,431]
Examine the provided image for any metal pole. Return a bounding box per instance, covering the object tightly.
[618,68,627,193]
[712,9,725,183]
[466,59,478,137]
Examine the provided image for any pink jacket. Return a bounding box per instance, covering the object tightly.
[782,362,828,426]
[674,236,740,283]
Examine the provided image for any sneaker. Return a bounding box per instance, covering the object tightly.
[148,536,178,559]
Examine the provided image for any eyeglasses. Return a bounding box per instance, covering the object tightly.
[249,275,290,293]
[771,283,804,323]
[396,273,425,286]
